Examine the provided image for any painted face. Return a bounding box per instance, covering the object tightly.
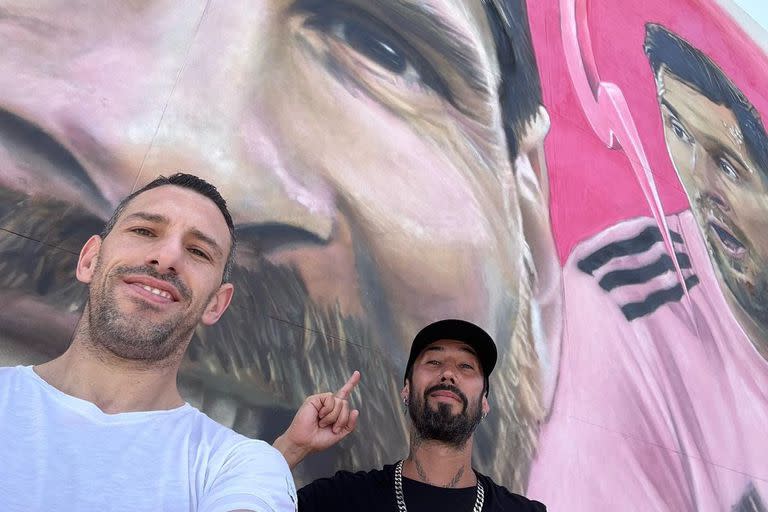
[657,69,768,352]
[0,0,545,481]
[78,185,234,362]
[403,339,488,446]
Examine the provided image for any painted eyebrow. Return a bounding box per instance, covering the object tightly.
[294,0,492,97]
[708,141,751,173]
[122,212,225,259]
[660,99,684,121]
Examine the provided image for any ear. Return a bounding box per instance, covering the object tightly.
[76,235,102,284]
[518,106,552,202]
[482,396,490,416]
[513,106,563,414]
[400,381,410,403]
[201,283,235,326]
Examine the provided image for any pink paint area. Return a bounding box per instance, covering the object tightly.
[527,0,768,262]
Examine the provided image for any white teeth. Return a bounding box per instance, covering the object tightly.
[140,284,172,299]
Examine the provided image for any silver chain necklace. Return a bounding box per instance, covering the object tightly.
[394,459,485,512]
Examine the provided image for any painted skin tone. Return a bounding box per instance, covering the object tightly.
[0,0,553,484]
[657,68,768,361]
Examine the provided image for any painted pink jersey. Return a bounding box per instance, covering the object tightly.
[527,210,768,511]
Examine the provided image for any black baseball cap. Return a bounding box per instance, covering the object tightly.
[404,319,497,392]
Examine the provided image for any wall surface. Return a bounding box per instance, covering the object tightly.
[0,0,766,509]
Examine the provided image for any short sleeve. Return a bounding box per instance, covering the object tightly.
[199,440,297,512]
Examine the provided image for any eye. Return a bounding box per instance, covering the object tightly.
[669,115,695,145]
[131,227,154,237]
[718,157,741,182]
[301,5,450,99]
[426,360,441,366]
[188,247,211,261]
[460,363,475,370]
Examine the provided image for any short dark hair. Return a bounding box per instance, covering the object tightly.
[644,23,768,182]
[484,0,544,160]
[100,173,237,282]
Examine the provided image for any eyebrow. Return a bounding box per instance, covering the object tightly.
[423,344,479,357]
[122,212,225,259]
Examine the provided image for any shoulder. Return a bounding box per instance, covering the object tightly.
[301,465,391,493]
[0,365,29,383]
[565,214,698,321]
[193,418,296,512]
[299,466,393,510]
[478,473,547,511]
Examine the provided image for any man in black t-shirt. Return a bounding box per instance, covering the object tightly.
[274,319,546,511]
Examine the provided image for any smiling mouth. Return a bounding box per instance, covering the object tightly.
[708,219,747,258]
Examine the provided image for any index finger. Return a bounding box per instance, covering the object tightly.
[334,370,361,399]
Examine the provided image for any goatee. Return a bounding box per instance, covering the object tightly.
[408,383,483,448]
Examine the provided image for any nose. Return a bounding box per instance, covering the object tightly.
[145,237,184,276]
[39,2,334,251]
[440,368,457,384]
[141,4,336,246]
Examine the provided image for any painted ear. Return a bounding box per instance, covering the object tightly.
[400,382,410,404]
[201,283,235,326]
[514,107,563,414]
[482,396,490,416]
[76,235,102,284]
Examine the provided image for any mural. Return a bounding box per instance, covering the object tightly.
[0,0,765,510]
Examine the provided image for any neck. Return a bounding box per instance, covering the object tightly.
[402,432,476,488]
[34,316,185,413]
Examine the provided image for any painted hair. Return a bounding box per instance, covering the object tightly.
[644,22,768,181]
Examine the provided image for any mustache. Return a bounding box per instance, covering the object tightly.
[109,264,192,301]
[0,189,543,491]
[425,383,468,409]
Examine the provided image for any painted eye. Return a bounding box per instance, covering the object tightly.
[718,157,741,182]
[341,19,406,74]
[669,116,695,145]
[302,6,450,98]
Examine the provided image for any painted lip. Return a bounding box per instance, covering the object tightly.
[123,275,181,303]
[707,214,747,260]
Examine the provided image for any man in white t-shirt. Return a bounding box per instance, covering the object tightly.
[0,173,297,511]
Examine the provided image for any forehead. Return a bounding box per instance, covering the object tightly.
[659,70,745,151]
[116,185,230,245]
[417,339,479,359]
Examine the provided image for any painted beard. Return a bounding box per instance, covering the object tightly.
[408,383,483,448]
[84,262,198,363]
[0,188,542,490]
[694,195,768,338]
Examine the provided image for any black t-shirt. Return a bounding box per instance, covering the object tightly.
[298,464,546,511]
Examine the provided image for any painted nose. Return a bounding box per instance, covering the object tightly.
[133,5,335,251]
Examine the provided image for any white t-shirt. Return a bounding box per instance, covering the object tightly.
[0,366,297,512]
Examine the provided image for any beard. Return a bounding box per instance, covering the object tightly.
[0,188,543,491]
[408,383,483,448]
[84,262,200,363]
